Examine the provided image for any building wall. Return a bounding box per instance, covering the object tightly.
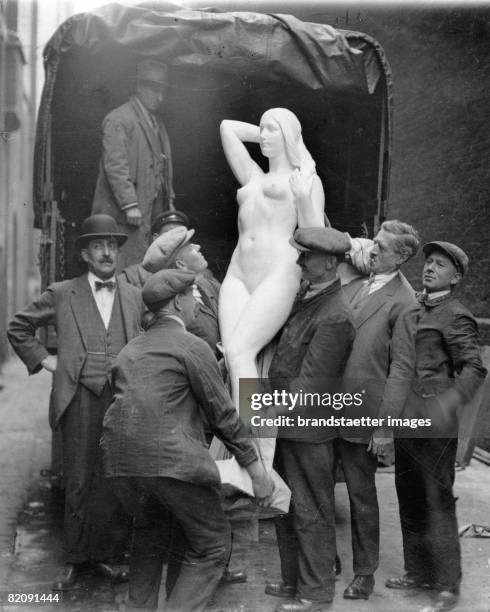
[355,7,490,319]
[0,0,73,368]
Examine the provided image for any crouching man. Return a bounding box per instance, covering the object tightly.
[101,269,273,612]
[387,241,487,612]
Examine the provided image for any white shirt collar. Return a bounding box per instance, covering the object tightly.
[368,270,398,285]
[87,272,116,290]
[422,289,451,302]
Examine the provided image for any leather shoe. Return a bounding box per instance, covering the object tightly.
[52,563,79,590]
[386,573,431,590]
[343,574,374,600]
[275,597,331,612]
[220,569,247,584]
[420,590,459,612]
[265,582,296,598]
[94,562,129,584]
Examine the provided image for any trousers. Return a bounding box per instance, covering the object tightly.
[274,439,336,602]
[110,476,231,611]
[334,439,379,575]
[60,384,127,564]
[394,438,461,590]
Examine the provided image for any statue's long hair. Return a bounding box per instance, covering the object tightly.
[261,108,316,176]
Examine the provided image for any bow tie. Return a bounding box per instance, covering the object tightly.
[95,280,115,292]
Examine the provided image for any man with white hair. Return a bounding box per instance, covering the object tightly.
[339,219,420,601]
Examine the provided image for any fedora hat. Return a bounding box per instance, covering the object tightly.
[75,215,127,249]
[136,60,169,86]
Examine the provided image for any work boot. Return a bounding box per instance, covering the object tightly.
[343,574,374,600]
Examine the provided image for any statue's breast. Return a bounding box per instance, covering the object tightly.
[262,179,290,200]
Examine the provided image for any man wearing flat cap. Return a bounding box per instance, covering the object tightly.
[386,241,487,612]
[266,227,356,612]
[101,269,273,612]
[141,224,221,353]
[7,214,144,590]
[92,59,175,270]
[118,209,190,288]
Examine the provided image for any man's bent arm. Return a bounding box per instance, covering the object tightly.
[7,286,56,374]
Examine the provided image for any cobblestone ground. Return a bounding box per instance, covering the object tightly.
[1,356,490,612]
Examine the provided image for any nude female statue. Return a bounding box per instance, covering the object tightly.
[219,108,325,459]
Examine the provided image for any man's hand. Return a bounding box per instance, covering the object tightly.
[367,427,394,458]
[41,355,58,373]
[125,206,142,227]
[246,460,275,507]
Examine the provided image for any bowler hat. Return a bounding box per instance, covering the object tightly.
[136,60,169,86]
[75,214,127,249]
[290,227,351,255]
[422,241,469,276]
[142,226,195,273]
[151,210,189,235]
[142,269,195,312]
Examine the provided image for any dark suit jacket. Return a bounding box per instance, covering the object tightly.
[7,275,144,429]
[342,272,419,441]
[101,316,256,485]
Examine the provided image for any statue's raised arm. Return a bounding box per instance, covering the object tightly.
[218,110,326,458]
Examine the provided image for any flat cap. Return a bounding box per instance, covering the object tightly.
[142,269,195,311]
[142,226,195,273]
[151,210,189,235]
[290,227,351,255]
[422,241,469,276]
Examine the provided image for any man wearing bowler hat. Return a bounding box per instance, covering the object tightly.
[8,214,144,590]
[102,269,273,611]
[386,241,487,612]
[266,227,356,612]
[92,59,175,270]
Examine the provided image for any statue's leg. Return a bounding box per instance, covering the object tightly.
[226,268,300,403]
[218,274,250,352]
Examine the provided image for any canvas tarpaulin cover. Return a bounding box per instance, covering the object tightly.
[34,2,392,279]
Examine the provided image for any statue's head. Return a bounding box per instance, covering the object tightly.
[260,108,315,175]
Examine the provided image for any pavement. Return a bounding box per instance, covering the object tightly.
[1,355,490,612]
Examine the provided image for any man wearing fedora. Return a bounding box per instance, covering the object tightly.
[266,227,356,612]
[102,268,273,612]
[92,60,175,270]
[8,214,144,590]
[386,241,487,612]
